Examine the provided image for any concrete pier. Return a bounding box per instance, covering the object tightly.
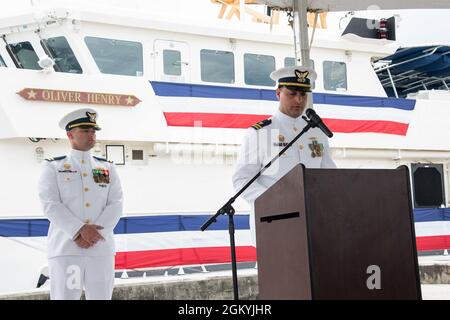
[1,259,450,300]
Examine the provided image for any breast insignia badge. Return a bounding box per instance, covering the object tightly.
[308,139,324,158]
[92,168,110,185]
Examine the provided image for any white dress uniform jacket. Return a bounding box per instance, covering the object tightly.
[232,110,336,245]
[38,149,123,258]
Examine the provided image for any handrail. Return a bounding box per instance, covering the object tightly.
[374,46,442,73]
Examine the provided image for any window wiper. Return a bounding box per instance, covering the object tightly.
[36,29,62,72]
[2,35,23,68]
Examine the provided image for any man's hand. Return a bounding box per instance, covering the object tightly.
[74,234,92,249]
[79,224,105,246]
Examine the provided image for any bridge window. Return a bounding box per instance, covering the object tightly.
[244,53,275,86]
[163,49,182,76]
[6,41,41,70]
[85,37,143,76]
[323,61,347,91]
[0,54,5,67]
[40,36,82,74]
[284,57,315,89]
[200,49,234,84]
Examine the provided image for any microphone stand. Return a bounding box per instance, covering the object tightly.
[201,114,320,300]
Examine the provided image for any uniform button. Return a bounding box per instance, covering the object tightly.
[293,127,298,132]
[299,145,304,150]
[85,202,91,208]
[84,219,91,224]
[81,160,85,164]
[65,177,70,181]
[82,172,88,177]
[84,187,89,192]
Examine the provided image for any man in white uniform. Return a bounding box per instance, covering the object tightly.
[38,108,123,300]
[232,66,336,247]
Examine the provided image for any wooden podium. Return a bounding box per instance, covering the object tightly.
[254,164,421,299]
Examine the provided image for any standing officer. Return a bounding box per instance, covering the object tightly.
[38,108,123,300]
[232,66,336,247]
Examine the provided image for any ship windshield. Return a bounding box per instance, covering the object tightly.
[85,36,143,77]
[6,41,41,70]
[40,36,82,74]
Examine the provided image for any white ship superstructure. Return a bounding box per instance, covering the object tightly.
[0,0,449,294]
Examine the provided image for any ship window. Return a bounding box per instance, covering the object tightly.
[163,49,181,76]
[200,49,234,84]
[244,53,275,86]
[106,145,125,165]
[85,37,143,76]
[6,41,41,70]
[284,57,296,67]
[323,61,347,91]
[284,57,315,89]
[284,57,315,69]
[132,150,144,160]
[411,164,445,208]
[0,54,6,67]
[40,36,82,74]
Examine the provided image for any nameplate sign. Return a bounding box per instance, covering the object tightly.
[17,88,141,107]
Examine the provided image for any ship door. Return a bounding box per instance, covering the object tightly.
[153,40,190,82]
[411,163,446,208]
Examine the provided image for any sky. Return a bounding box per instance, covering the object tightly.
[347,9,450,46]
[1,0,450,47]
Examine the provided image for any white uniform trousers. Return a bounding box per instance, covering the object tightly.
[49,255,115,300]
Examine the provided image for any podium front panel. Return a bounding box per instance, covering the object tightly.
[304,167,420,299]
[254,165,421,299]
[255,165,312,299]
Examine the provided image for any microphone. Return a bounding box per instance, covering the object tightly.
[305,108,333,138]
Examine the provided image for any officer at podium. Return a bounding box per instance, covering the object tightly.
[232,66,336,247]
[38,108,123,300]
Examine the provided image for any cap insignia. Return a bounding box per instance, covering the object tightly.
[295,70,309,83]
[86,111,97,122]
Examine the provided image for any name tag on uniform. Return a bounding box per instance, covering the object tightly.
[273,142,289,147]
[273,134,289,147]
[92,168,110,184]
